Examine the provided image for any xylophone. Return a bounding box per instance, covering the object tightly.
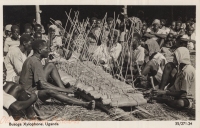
[57,58,147,108]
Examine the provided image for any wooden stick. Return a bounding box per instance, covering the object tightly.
[64,8,72,32]
[66,20,77,50]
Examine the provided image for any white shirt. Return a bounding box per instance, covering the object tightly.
[4,47,27,81]
[110,43,122,61]
[132,45,145,63]
[161,26,170,35]
[4,37,20,52]
[182,33,195,50]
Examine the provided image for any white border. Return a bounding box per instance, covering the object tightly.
[0,0,199,128]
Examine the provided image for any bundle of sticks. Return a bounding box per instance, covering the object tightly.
[49,9,147,107]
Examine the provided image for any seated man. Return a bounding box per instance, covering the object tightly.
[3,62,38,120]
[161,33,176,55]
[169,21,177,35]
[118,33,145,78]
[182,27,196,50]
[4,25,20,56]
[4,59,64,120]
[92,30,121,66]
[153,47,195,109]
[144,19,167,46]
[138,39,167,87]
[174,21,185,38]
[4,34,33,82]
[3,84,37,120]
[19,40,95,109]
[160,19,170,35]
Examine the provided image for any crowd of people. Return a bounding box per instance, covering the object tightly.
[3,12,195,120]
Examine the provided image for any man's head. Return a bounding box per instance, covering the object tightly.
[96,19,102,27]
[141,25,147,34]
[108,30,119,44]
[48,25,56,38]
[20,34,33,51]
[107,17,114,26]
[187,27,194,36]
[32,40,49,58]
[143,21,147,26]
[152,19,160,32]
[171,21,176,30]
[186,20,191,26]
[34,32,42,40]
[34,24,42,33]
[176,21,182,30]
[5,24,12,37]
[91,17,97,26]
[160,19,166,28]
[166,33,174,41]
[24,27,32,35]
[130,33,141,50]
[11,25,20,40]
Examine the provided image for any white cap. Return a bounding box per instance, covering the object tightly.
[49,25,58,30]
[152,19,160,25]
[5,24,12,31]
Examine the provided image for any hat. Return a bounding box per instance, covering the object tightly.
[49,25,58,30]
[180,35,189,42]
[152,19,160,25]
[55,20,62,26]
[5,24,12,31]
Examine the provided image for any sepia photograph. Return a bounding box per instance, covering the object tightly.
[3,4,196,123]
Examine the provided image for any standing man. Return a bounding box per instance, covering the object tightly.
[4,34,33,82]
[4,25,20,56]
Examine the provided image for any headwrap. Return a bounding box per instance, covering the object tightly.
[174,47,191,65]
[49,25,58,31]
[145,39,160,56]
[152,19,161,25]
